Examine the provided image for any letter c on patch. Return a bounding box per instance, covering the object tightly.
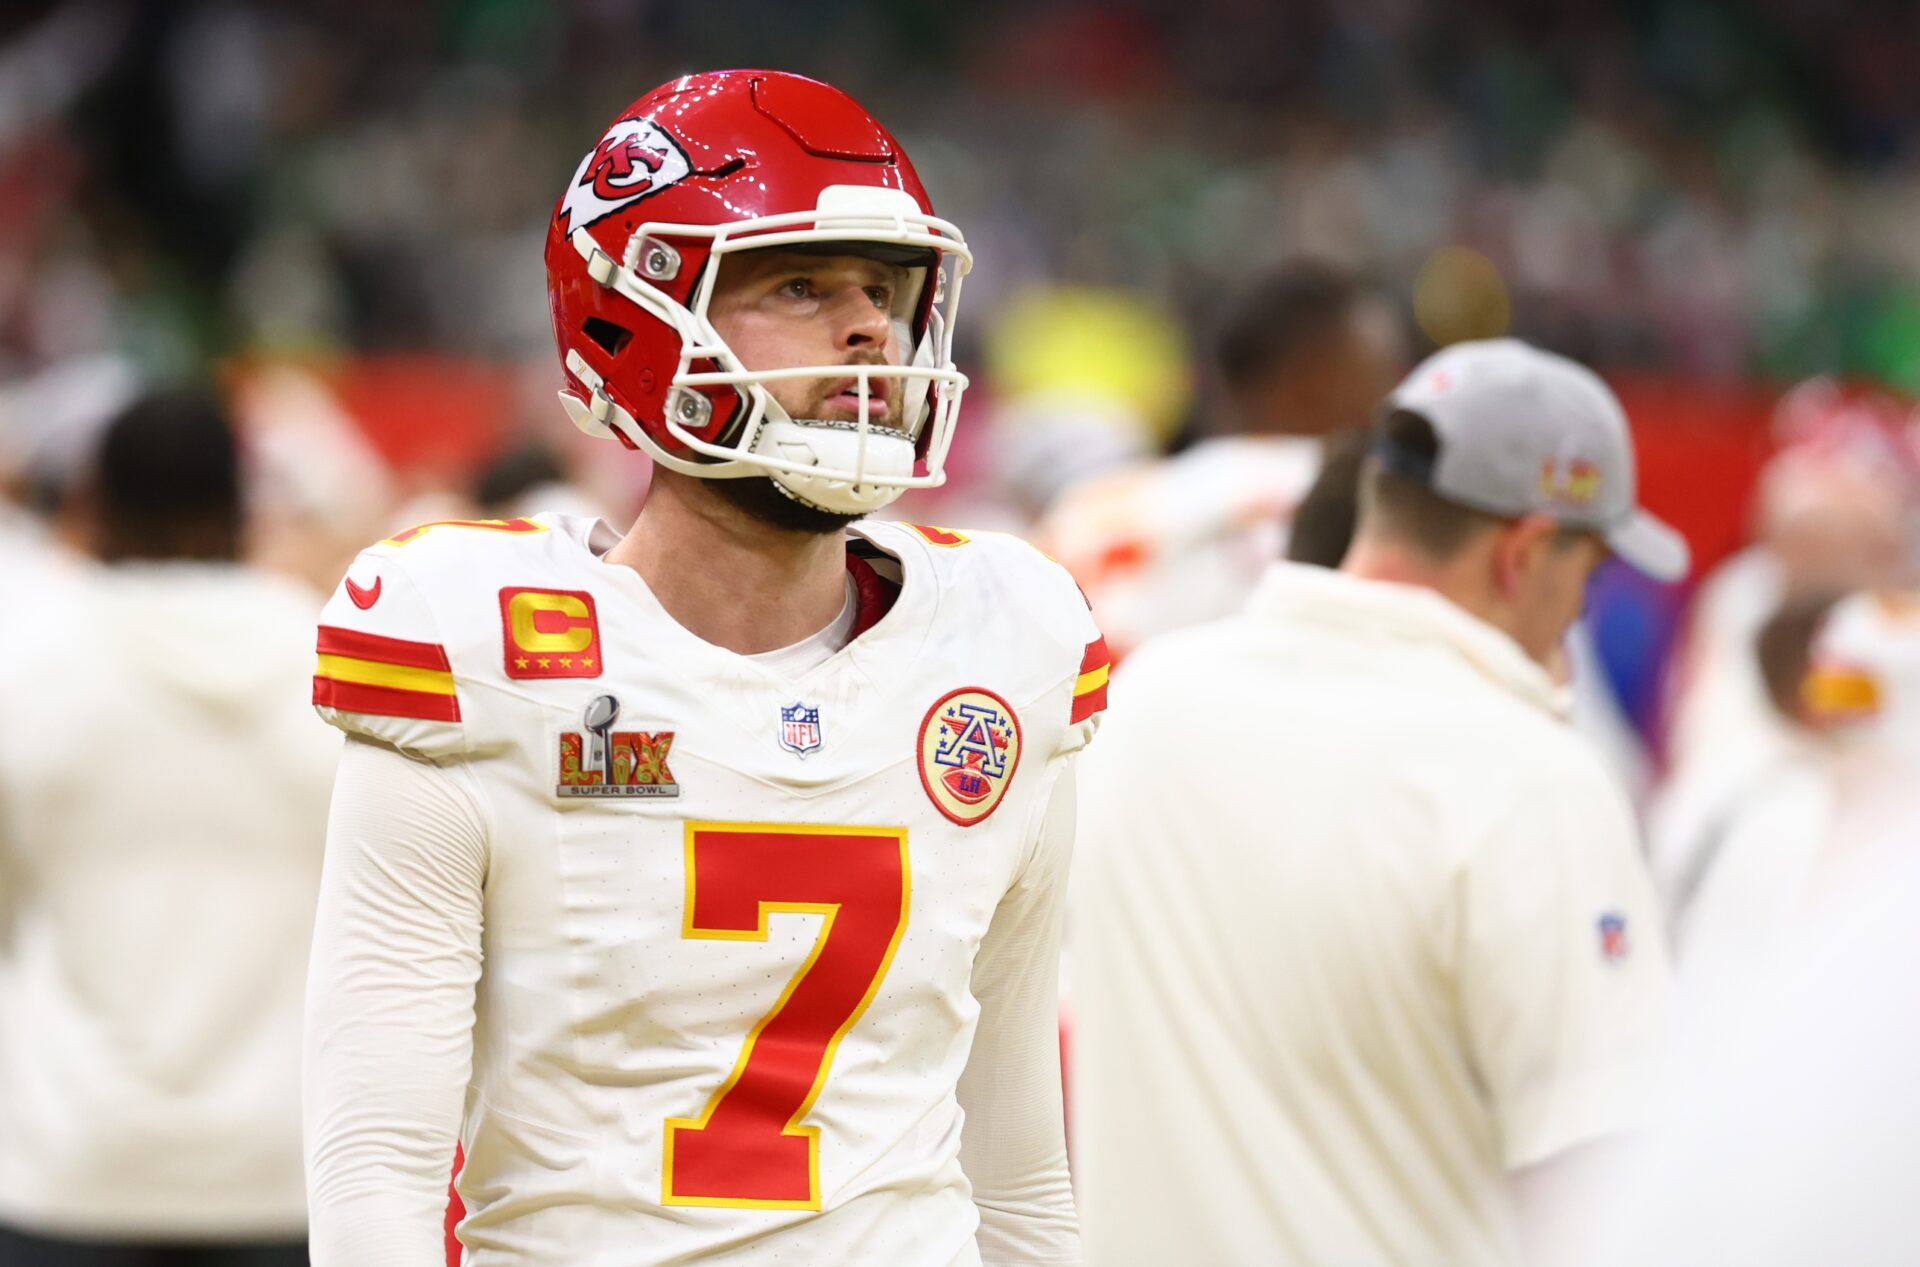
[500,587,603,678]
[510,591,593,652]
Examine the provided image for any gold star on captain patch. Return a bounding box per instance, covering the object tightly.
[559,657,572,668]
[514,657,530,669]
[537,658,551,669]
[581,657,595,668]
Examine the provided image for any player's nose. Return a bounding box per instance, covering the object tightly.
[831,284,892,351]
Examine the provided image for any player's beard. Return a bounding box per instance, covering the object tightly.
[712,475,864,533]
[713,370,907,535]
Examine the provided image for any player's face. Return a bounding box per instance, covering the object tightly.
[707,249,909,428]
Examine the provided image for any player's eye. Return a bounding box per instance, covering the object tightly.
[864,283,894,310]
[777,277,814,300]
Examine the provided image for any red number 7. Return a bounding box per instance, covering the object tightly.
[663,822,911,1209]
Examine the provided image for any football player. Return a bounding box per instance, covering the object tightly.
[303,71,1105,1265]
[1035,262,1401,661]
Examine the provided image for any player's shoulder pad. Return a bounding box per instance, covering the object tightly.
[311,514,568,758]
[869,521,1109,756]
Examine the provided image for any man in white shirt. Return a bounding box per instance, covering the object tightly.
[1070,340,1684,1267]
[0,389,338,1264]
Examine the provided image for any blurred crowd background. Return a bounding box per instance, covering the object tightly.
[11,0,1920,382]
[6,0,1920,1258]
[7,0,1920,567]
[7,0,1920,627]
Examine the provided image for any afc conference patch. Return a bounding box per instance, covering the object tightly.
[917,687,1022,827]
[1597,911,1630,964]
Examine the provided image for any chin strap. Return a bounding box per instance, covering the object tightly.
[756,418,915,515]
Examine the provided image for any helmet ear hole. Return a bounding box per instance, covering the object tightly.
[581,317,633,356]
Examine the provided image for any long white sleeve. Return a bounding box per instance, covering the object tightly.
[956,764,1080,1266]
[305,735,489,1265]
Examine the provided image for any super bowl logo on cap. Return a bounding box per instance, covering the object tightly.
[1539,455,1602,506]
[556,116,693,232]
[917,687,1022,827]
[778,701,823,757]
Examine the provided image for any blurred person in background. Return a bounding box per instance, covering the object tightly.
[1038,260,1401,660]
[1650,382,1920,919]
[1245,365,1656,798]
[976,287,1195,526]
[1070,340,1683,1267]
[1655,589,1843,956]
[1570,589,1920,1267]
[0,387,337,1265]
[471,437,617,525]
[1667,589,1920,987]
[0,355,142,623]
[232,365,398,598]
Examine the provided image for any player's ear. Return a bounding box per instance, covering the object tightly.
[1491,514,1556,602]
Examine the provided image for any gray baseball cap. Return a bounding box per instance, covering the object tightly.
[1377,338,1690,581]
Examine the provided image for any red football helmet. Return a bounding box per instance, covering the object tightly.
[544,70,972,515]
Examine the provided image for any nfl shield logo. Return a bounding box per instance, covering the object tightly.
[779,701,823,757]
[1597,911,1630,964]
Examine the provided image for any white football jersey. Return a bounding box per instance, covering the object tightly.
[306,513,1104,1265]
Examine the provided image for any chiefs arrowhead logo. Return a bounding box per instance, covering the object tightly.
[557,117,692,232]
[344,574,382,609]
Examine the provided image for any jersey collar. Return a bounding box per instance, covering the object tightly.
[1246,561,1573,718]
[555,513,935,688]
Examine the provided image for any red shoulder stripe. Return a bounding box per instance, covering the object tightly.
[1079,635,1111,675]
[314,676,462,723]
[1071,632,1112,724]
[317,625,451,671]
